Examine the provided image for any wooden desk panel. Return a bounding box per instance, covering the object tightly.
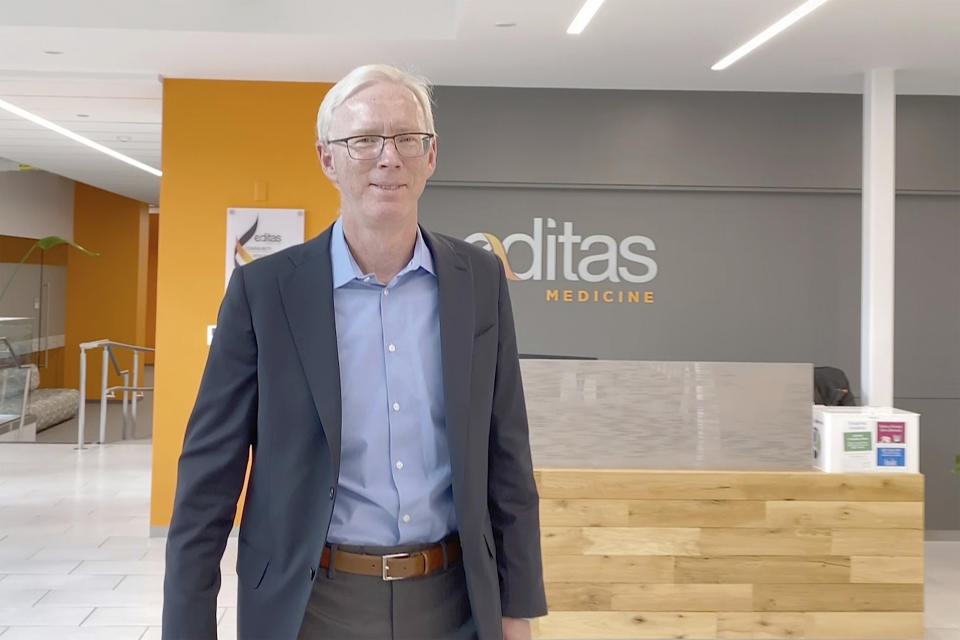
[532,469,924,639]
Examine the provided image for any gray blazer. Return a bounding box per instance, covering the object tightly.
[162,224,547,640]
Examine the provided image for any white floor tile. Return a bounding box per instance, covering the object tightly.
[139,627,161,640]
[0,536,109,549]
[0,562,79,576]
[0,575,123,590]
[218,607,237,638]
[111,575,162,594]
[72,561,164,576]
[926,588,960,628]
[29,548,147,563]
[81,606,162,627]
[0,549,41,564]
[37,589,162,607]
[0,627,147,640]
[0,607,93,626]
[99,537,163,551]
[926,629,960,640]
[0,590,46,608]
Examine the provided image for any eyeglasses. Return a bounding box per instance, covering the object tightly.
[327,132,435,160]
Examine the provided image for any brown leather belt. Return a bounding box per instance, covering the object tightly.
[319,534,461,581]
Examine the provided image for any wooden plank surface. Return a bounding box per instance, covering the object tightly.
[850,556,924,583]
[830,529,924,556]
[675,556,851,584]
[542,527,700,556]
[532,469,924,639]
[543,555,675,584]
[753,583,924,612]
[532,611,718,639]
[717,612,923,639]
[765,501,923,529]
[699,528,832,556]
[535,470,924,501]
[545,583,754,612]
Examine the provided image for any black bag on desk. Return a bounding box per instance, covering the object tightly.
[814,366,857,406]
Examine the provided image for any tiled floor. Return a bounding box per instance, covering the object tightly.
[0,442,958,639]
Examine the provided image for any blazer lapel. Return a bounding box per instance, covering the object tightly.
[278,228,342,477]
[422,229,474,482]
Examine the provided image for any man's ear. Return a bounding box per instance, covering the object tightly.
[318,141,337,182]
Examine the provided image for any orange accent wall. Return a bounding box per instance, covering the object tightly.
[145,213,159,365]
[64,183,149,400]
[151,79,338,529]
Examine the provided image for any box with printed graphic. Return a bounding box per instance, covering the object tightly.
[812,406,919,473]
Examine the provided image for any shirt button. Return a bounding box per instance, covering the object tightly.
[402,514,411,523]
[383,289,389,296]
[392,402,400,412]
[363,276,371,283]
[395,460,403,470]
[329,486,335,499]
[388,344,396,352]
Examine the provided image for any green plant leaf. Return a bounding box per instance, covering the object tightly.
[954,454,960,474]
[0,236,99,306]
[34,236,99,256]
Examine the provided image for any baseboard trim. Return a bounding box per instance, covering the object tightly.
[926,529,960,541]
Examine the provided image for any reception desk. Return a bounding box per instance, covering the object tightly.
[522,361,924,639]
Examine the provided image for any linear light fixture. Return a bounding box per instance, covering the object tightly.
[567,0,606,35]
[712,0,833,71]
[0,97,162,177]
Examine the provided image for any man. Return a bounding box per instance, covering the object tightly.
[162,64,547,640]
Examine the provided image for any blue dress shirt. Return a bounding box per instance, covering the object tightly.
[325,218,457,546]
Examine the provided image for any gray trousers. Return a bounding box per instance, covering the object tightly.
[297,539,478,640]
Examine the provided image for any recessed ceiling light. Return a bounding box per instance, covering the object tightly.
[117,135,132,142]
[0,97,162,177]
[567,0,606,35]
[43,50,63,55]
[712,0,833,71]
[494,22,517,28]
[76,113,89,118]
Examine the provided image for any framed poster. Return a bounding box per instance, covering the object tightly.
[225,207,305,289]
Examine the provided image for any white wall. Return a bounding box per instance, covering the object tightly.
[0,171,75,240]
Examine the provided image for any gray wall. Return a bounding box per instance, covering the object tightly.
[420,87,960,531]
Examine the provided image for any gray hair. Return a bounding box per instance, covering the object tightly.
[316,64,435,142]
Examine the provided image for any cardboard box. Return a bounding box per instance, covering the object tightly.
[813,406,919,473]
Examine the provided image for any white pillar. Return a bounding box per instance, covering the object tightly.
[861,69,896,408]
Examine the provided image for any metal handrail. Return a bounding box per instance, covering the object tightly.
[78,339,155,448]
[0,337,31,441]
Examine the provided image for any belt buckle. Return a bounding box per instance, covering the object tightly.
[381,550,429,581]
[381,552,409,581]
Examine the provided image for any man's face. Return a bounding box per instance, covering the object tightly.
[318,82,437,229]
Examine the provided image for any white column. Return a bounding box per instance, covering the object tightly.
[861,69,896,408]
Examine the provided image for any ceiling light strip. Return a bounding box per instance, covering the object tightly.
[0,97,162,177]
[712,0,833,71]
[567,0,606,35]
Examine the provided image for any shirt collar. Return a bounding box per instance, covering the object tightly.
[330,217,435,289]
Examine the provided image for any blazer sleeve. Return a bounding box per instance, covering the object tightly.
[486,257,548,619]
[162,267,259,640]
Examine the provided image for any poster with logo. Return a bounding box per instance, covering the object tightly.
[877,421,906,444]
[841,419,874,471]
[877,447,906,467]
[225,208,305,289]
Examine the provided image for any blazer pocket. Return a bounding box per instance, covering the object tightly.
[482,528,496,559]
[473,322,496,341]
[237,536,270,590]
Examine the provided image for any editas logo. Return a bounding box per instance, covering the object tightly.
[465,217,657,284]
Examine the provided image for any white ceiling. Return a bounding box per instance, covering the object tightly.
[0,0,958,204]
